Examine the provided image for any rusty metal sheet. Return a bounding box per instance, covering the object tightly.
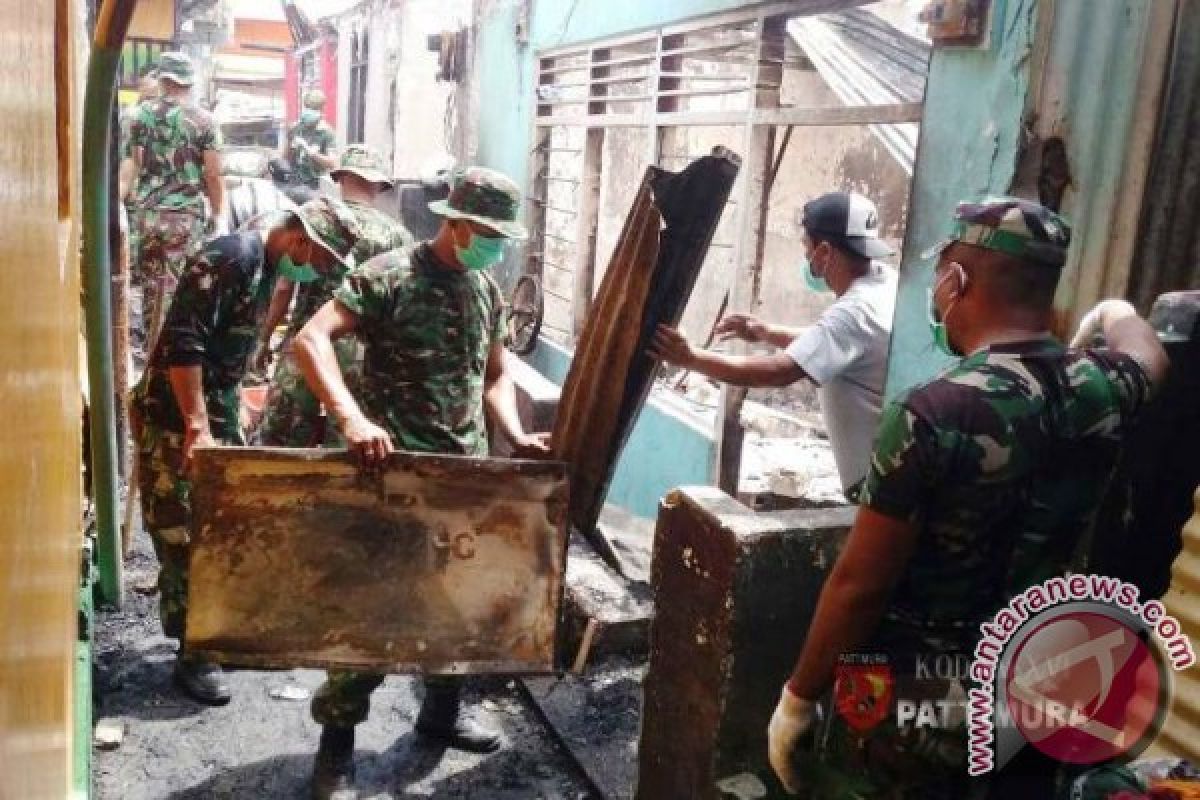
[552,148,741,544]
[185,447,569,674]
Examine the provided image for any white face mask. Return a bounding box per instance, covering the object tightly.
[928,263,966,356]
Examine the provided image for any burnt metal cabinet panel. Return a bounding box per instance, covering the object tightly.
[185,447,569,674]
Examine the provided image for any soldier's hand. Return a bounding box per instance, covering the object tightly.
[649,324,695,367]
[715,313,768,343]
[182,427,218,479]
[343,414,394,469]
[1070,298,1138,348]
[512,432,552,459]
[768,686,817,795]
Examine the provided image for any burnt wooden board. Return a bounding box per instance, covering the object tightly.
[185,447,569,674]
[552,148,741,543]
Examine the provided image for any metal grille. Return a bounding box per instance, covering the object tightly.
[347,30,369,144]
[524,2,924,347]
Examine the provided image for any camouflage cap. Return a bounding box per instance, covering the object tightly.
[924,196,1072,267]
[428,166,528,240]
[302,88,326,109]
[331,144,393,187]
[287,196,367,268]
[157,51,194,87]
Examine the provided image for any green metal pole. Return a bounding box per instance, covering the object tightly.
[82,0,137,606]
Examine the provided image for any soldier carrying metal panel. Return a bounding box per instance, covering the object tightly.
[130,198,385,706]
[292,166,552,800]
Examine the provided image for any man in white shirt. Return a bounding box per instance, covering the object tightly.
[650,191,897,500]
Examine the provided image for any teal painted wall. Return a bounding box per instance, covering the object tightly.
[527,338,716,521]
[1037,0,1158,326]
[885,0,1159,401]
[884,0,1038,400]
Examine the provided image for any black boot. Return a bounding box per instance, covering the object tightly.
[415,682,502,753]
[172,656,231,706]
[311,726,357,800]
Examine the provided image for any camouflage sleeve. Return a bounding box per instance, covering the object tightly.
[118,114,132,160]
[128,104,148,152]
[1085,348,1153,427]
[394,225,415,250]
[162,248,225,367]
[486,274,508,346]
[334,262,396,327]
[859,400,942,522]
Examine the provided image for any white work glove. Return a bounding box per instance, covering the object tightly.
[767,685,818,795]
[1070,298,1138,348]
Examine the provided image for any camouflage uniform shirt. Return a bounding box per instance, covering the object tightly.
[860,338,1153,655]
[333,243,507,456]
[128,96,220,215]
[286,118,336,188]
[133,232,274,441]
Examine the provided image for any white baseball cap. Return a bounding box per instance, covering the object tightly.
[801,191,895,259]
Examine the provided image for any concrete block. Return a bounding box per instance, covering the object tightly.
[636,487,854,800]
[561,537,653,665]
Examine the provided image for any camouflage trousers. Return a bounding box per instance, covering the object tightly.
[259,337,361,447]
[134,414,238,641]
[311,672,462,729]
[130,207,207,350]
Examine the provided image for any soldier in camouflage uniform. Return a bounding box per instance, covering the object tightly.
[130,197,379,706]
[122,52,226,356]
[257,145,411,448]
[282,88,337,192]
[118,66,159,201]
[290,167,552,800]
[767,198,1168,799]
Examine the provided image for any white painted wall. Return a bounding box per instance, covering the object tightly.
[329,0,470,179]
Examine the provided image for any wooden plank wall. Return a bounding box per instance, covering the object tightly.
[0,0,85,795]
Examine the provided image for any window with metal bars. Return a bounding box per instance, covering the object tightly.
[348,30,369,144]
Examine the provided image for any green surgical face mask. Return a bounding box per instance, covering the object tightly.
[278,253,319,283]
[300,109,320,126]
[454,228,506,271]
[800,248,831,293]
[927,270,961,357]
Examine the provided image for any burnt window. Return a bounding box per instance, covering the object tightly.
[348,30,369,144]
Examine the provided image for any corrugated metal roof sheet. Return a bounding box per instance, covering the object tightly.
[1153,486,1200,761]
[1129,0,1200,315]
[787,7,930,173]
